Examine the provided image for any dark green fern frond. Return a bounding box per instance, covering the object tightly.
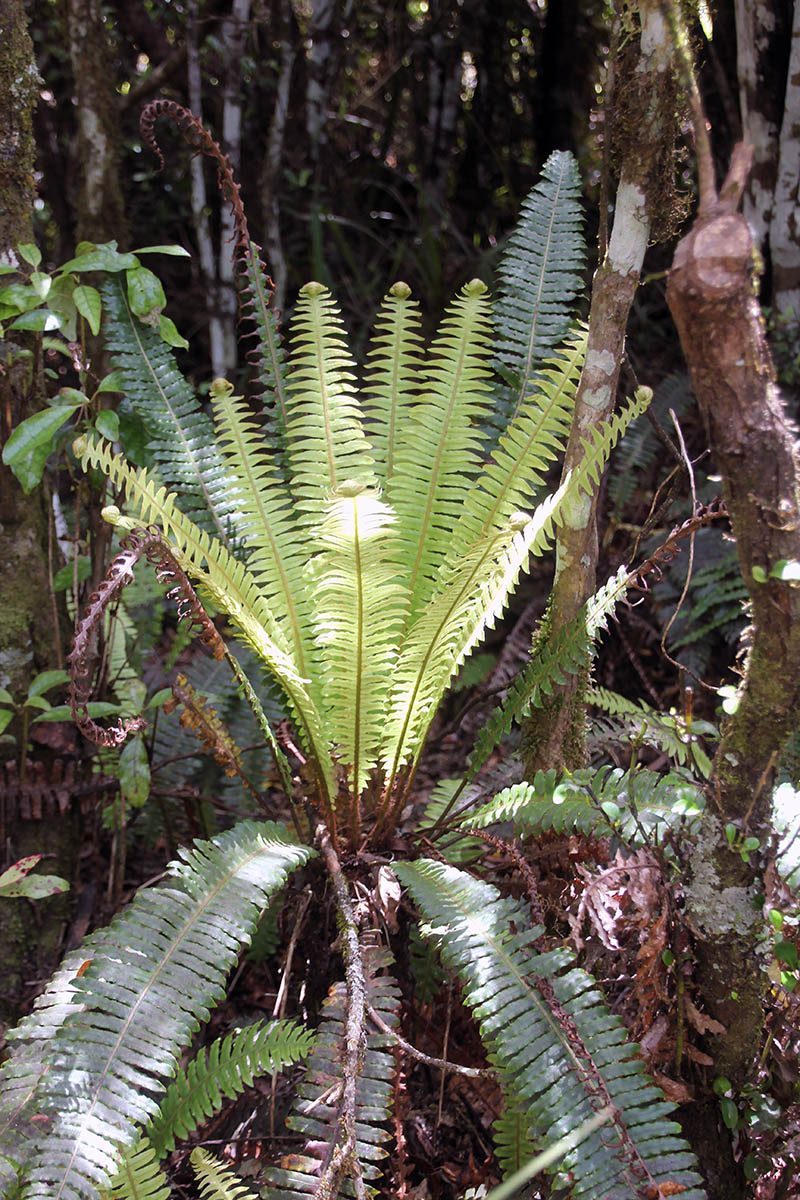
[465,566,633,784]
[493,1088,538,1182]
[190,1148,259,1200]
[146,1019,314,1158]
[238,246,290,444]
[396,860,707,1200]
[492,150,586,429]
[261,945,400,1199]
[363,282,424,483]
[0,822,313,1200]
[588,686,716,777]
[106,1139,170,1200]
[102,278,234,544]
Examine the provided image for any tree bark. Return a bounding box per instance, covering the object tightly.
[522,0,677,774]
[666,140,800,1198]
[771,0,800,319]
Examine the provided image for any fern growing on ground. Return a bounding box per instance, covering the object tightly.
[0,106,707,1200]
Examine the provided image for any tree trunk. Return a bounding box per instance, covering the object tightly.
[771,0,800,320]
[666,140,800,1200]
[522,0,678,774]
[0,0,79,1027]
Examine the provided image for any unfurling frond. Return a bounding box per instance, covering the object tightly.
[397,860,707,1200]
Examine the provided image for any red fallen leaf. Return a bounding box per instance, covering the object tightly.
[683,1043,715,1066]
[645,1185,688,1197]
[652,1071,695,1104]
[684,995,726,1036]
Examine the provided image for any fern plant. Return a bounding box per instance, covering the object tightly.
[0,105,707,1200]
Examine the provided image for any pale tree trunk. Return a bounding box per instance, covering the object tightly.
[187,0,228,378]
[0,0,78,1027]
[734,0,788,258]
[217,0,251,373]
[772,0,800,320]
[260,0,297,315]
[66,0,126,244]
[522,0,677,774]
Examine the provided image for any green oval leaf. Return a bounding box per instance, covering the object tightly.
[17,243,42,268]
[720,1097,739,1130]
[119,735,151,808]
[58,243,139,274]
[73,284,102,335]
[9,309,63,332]
[52,557,92,592]
[1,403,81,493]
[127,265,166,323]
[94,410,119,441]
[27,668,70,698]
[134,244,191,257]
[158,313,188,349]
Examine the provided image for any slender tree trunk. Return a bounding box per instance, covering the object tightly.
[522,0,677,774]
[771,0,800,320]
[0,0,79,1026]
[260,0,297,314]
[217,0,250,373]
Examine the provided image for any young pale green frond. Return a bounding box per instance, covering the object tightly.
[101,278,234,544]
[492,149,586,429]
[146,1019,314,1157]
[210,380,318,688]
[383,492,565,782]
[453,329,586,550]
[74,436,333,794]
[284,283,376,522]
[464,565,633,784]
[309,487,406,802]
[363,282,424,482]
[387,279,494,619]
[106,1138,170,1200]
[8,822,313,1200]
[396,861,707,1200]
[190,1149,259,1200]
[262,946,400,1200]
[589,685,715,776]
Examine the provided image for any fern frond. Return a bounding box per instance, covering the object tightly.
[387,279,493,619]
[464,566,633,783]
[3,822,313,1200]
[363,282,424,483]
[146,1020,314,1157]
[493,1088,538,1181]
[73,436,334,797]
[190,1149,258,1200]
[210,380,318,688]
[284,283,376,524]
[238,245,290,443]
[463,765,705,844]
[106,1139,170,1200]
[588,686,715,777]
[453,329,586,549]
[262,946,400,1199]
[492,150,586,429]
[310,487,406,802]
[396,861,706,1200]
[102,278,234,544]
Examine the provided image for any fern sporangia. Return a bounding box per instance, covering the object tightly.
[0,110,710,1200]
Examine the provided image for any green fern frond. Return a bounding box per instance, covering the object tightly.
[190,1149,259,1200]
[284,282,376,524]
[146,1020,314,1158]
[463,765,705,843]
[0,822,313,1200]
[238,244,290,442]
[387,279,493,619]
[396,860,707,1200]
[262,946,400,1199]
[493,1089,537,1181]
[73,437,333,795]
[453,329,586,550]
[588,686,716,777]
[463,558,635,788]
[105,1139,170,1200]
[310,487,406,801]
[101,278,233,544]
[210,380,318,688]
[363,282,424,482]
[493,149,586,429]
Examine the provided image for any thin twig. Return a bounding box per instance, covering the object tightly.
[365,1002,493,1079]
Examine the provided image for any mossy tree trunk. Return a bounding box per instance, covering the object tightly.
[666,143,800,1198]
[0,0,79,1028]
[522,0,680,775]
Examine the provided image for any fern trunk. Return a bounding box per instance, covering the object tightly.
[667,142,800,1197]
[522,0,678,775]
